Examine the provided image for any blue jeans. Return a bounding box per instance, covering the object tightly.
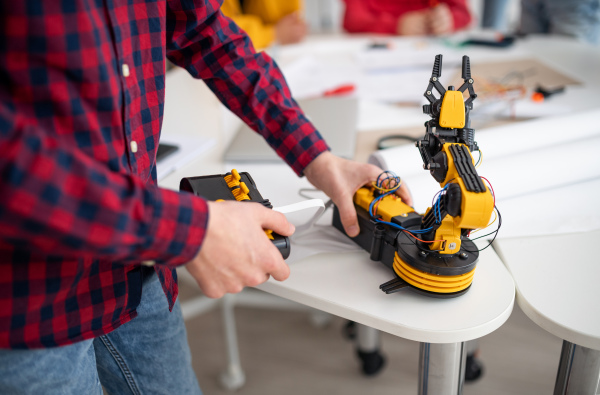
[0,271,202,395]
[520,0,600,44]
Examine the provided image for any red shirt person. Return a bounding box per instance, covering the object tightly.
[343,0,472,36]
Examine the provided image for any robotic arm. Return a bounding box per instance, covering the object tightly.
[416,54,493,256]
[332,54,496,298]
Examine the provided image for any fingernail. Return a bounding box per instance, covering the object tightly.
[347,225,359,237]
[289,223,296,233]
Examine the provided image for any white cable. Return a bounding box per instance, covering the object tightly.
[273,198,326,235]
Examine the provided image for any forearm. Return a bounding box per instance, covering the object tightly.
[0,115,208,266]
[166,0,328,175]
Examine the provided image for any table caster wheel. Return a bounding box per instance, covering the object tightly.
[343,320,356,340]
[357,349,386,376]
[465,354,484,382]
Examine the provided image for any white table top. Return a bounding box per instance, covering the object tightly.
[223,162,515,344]
[257,244,514,344]
[494,232,600,350]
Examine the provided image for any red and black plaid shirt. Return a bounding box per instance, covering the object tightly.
[0,0,328,349]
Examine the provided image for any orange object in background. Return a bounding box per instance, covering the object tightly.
[531,92,545,102]
[323,84,356,97]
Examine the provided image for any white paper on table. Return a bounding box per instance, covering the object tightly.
[278,55,360,100]
[367,109,600,237]
[156,135,216,181]
[369,108,600,179]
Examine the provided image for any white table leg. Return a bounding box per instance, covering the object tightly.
[355,324,385,375]
[219,294,246,390]
[419,342,466,395]
[554,340,600,394]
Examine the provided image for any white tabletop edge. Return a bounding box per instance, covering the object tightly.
[516,291,600,351]
[257,244,516,344]
[257,280,515,344]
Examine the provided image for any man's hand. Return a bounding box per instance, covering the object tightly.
[397,10,429,36]
[304,152,413,237]
[274,12,307,45]
[428,4,454,36]
[186,200,295,298]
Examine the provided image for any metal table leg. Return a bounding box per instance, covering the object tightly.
[554,340,600,395]
[419,342,466,395]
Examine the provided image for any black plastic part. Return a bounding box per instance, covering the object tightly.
[535,85,565,98]
[444,183,462,217]
[357,349,386,376]
[180,172,290,259]
[432,54,443,78]
[180,171,262,202]
[430,151,448,183]
[395,231,478,276]
[271,233,291,260]
[370,225,386,261]
[462,55,471,80]
[379,276,409,294]
[448,144,486,193]
[332,203,478,298]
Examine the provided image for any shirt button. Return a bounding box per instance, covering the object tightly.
[122,63,130,77]
[141,260,156,267]
[130,140,138,153]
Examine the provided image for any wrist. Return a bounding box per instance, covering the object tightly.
[303,151,332,180]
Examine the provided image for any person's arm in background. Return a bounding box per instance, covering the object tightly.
[342,0,401,34]
[343,0,432,36]
[221,0,275,48]
[221,0,305,48]
[166,0,411,297]
[429,0,472,35]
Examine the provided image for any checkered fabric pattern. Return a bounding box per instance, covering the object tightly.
[0,0,328,349]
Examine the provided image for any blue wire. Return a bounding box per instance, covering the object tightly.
[368,182,449,235]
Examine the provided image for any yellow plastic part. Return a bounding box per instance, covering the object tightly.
[439,90,466,129]
[224,169,241,188]
[232,182,251,201]
[264,229,274,240]
[439,143,494,230]
[423,207,462,254]
[353,187,414,222]
[393,253,475,294]
[423,143,494,254]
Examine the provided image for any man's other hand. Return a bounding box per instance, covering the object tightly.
[186,201,295,298]
[304,152,413,238]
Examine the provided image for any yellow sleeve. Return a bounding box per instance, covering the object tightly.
[221,0,275,49]
[243,0,302,24]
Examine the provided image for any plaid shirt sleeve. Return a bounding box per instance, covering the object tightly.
[0,94,208,267]
[165,0,330,176]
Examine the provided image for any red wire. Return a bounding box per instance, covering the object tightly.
[480,176,495,206]
[402,230,445,244]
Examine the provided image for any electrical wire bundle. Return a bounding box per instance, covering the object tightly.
[368,170,501,252]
